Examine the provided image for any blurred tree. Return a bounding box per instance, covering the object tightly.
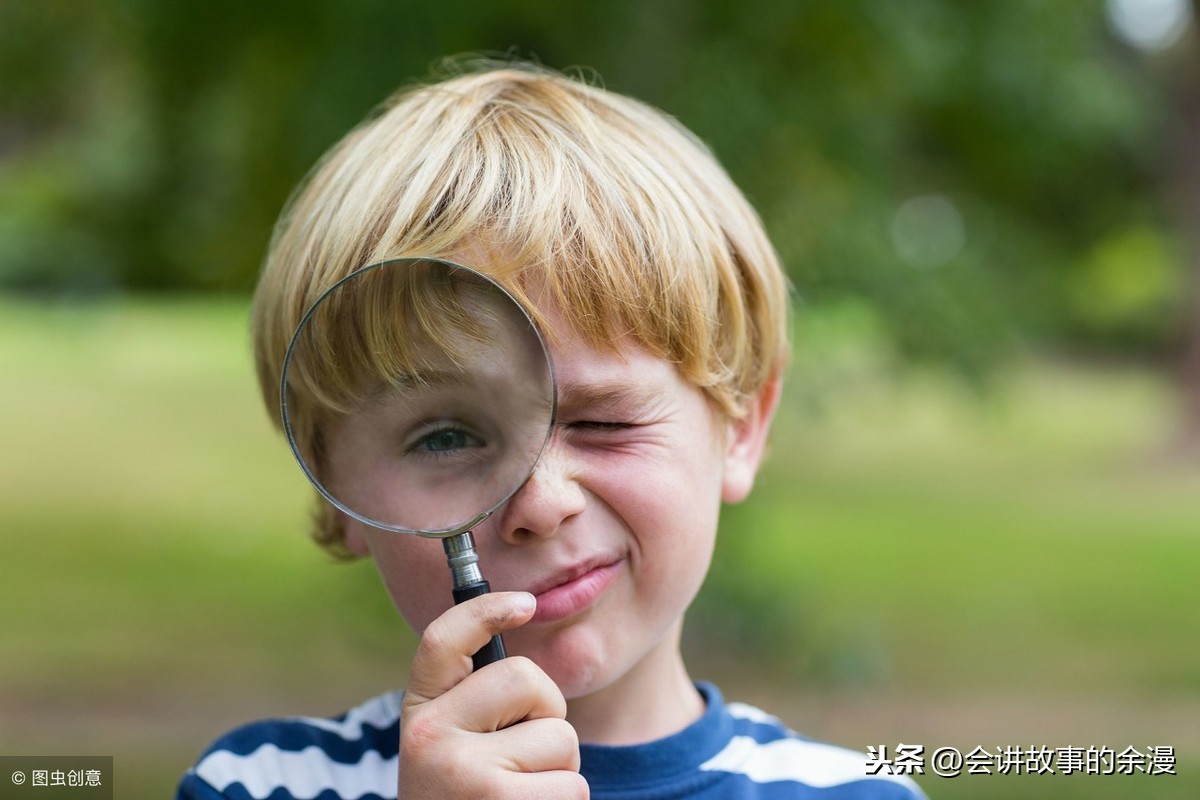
[0,0,1188,383]
[1102,0,1200,445]
[1171,1,1200,447]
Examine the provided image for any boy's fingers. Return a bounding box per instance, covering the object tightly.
[507,771,591,800]
[487,717,581,774]
[405,591,536,704]
[439,656,567,732]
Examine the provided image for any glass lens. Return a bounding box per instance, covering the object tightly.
[280,258,555,535]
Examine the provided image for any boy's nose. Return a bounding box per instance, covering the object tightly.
[496,443,585,544]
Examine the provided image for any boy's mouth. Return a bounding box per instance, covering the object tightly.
[526,556,624,624]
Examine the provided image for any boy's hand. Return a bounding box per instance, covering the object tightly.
[398,591,589,799]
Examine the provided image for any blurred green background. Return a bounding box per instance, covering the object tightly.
[2,1,1199,797]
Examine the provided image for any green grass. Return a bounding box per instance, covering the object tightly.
[2,296,1197,798]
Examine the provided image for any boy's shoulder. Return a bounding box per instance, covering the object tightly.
[175,690,402,799]
[700,693,928,799]
[580,682,927,800]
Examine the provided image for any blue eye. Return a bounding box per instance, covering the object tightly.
[413,427,483,454]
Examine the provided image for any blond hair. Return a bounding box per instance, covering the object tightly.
[252,63,790,556]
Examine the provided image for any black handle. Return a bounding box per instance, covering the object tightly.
[452,579,507,670]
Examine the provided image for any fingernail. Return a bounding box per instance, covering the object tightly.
[511,592,536,614]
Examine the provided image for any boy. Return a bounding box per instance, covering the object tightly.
[178,63,927,799]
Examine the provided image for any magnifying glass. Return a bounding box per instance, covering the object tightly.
[279,257,556,670]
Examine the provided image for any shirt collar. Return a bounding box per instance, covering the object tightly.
[579,682,733,793]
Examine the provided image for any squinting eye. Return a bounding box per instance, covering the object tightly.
[413,428,483,454]
[572,421,633,431]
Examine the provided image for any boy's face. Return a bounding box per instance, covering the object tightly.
[343,299,774,700]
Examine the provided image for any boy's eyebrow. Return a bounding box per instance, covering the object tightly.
[365,366,511,404]
[556,380,661,410]
[369,369,467,395]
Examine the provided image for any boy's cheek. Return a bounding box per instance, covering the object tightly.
[378,567,453,634]
[357,532,455,631]
[343,515,371,556]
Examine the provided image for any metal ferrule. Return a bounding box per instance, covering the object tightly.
[443,531,483,588]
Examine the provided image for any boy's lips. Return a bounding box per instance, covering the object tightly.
[526,556,624,624]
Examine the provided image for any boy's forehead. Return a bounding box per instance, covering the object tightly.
[532,292,640,371]
[445,250,710,412]
[537,306,699,410]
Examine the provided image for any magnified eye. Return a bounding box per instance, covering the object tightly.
[411,425,485,455]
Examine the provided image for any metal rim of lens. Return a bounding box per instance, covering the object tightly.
[278,257,558,538]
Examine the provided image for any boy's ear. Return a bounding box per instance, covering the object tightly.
[721,369,783,503]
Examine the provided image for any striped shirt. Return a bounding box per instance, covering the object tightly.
[176,683,927,799]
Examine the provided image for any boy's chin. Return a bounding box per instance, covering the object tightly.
[511,630,621,701]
